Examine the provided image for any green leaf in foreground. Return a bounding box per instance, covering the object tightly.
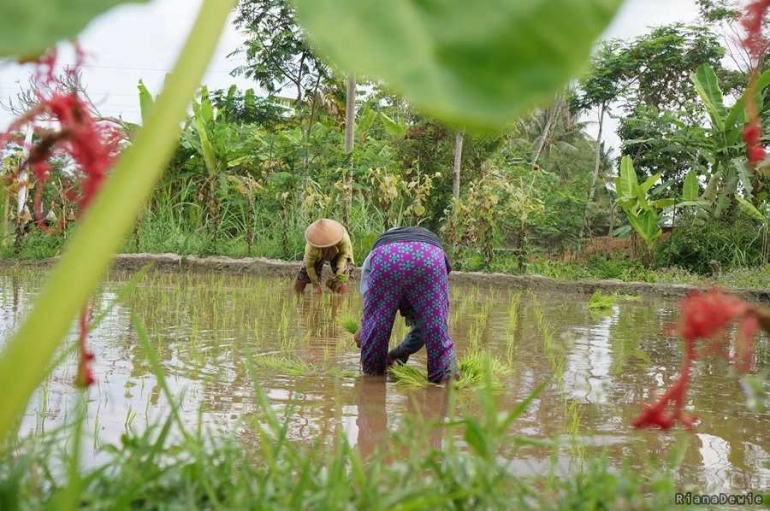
[292,0,623,129]
[0,0,237,443]
[0,0,149,58]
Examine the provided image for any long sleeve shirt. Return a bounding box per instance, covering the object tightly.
[303,230,354,285]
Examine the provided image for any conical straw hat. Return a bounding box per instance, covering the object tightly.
[305,219,345,248]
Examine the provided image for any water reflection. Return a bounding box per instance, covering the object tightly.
[1,269,768,492]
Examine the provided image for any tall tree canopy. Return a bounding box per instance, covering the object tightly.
[231,0,332,103]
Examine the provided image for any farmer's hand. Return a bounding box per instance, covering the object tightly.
[354,330,361,349]
[314,283,323,295]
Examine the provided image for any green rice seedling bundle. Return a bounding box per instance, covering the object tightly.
[390,351,509,388]
[339,316,360,335]
[587,290,616,311]
[253,354,316,376]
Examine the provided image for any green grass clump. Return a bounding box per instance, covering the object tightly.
[339,316,360,335]
[587,290,617,311]
[588,291,641,312]
[457,351,510,386]
[389,364,430,386]
[390,351,509,388]
[253,354,317,376]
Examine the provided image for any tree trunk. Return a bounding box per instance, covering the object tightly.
[531,93,563,166]
[2,188,9,249]
[343,74,356,225]
[247,199,255,256]
[581,103,606,239]
[208,178,219,240]
[303,73,323,171]
[453,131,464,199]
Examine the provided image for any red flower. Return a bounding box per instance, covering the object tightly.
[76,303,95,389]
[740,2,770,168]
[633,290,762,430]
[0,48,122,389]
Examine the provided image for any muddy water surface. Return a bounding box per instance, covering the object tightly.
[2,269,769,492]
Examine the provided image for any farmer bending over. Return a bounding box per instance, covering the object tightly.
[355,226,457,383]
[294,218,354,295]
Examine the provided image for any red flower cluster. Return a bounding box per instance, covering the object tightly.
[744,121,766,166]
[1,49,122,388]
[741,1,770,167]
[1,50,122,232]
[76,304,95,388]
[633,290,765,430]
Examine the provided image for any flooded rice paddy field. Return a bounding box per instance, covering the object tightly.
[2,269,770,492]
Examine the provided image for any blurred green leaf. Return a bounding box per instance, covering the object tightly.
[682,169,698,201]
[379,112,407,138]
[651,198,675,209]
[463,418,490,458]
[293,0,623,128]
[640,173,661,194]
[616,156,639,200]
[736,195,766,225]
[0,0,149,57]
[627,209,660,245]
[692,64,726,131]
[137,80,155,125]
[703,171,722,201]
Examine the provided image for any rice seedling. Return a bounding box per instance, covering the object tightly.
[457,351,510,387]
[506,294,520,364]
[389,363,429,386]
[587,290,617,312]
[323,344,331,364]
[390,351,510,388]
[252,354,317,376]
[339,315,360,335]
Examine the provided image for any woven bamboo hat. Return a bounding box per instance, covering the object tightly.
[305,219,345,248]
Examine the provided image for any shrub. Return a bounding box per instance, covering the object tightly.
[654,216,765,274]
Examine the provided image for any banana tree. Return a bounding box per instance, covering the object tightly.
[180,86,235,238]
[691,64,770,214]
[735,195,770,261]
[615,156,671,256]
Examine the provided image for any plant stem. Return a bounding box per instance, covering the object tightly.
[0,0,237,442]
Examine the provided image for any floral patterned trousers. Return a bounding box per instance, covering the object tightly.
[360,242,456,383]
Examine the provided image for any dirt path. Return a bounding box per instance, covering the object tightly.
[2,253,769,302]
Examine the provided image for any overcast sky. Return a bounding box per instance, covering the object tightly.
[0,0,704,144]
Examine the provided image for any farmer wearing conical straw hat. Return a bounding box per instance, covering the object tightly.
[294,218,354,294]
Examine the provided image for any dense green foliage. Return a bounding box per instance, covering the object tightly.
[5,1,770,284]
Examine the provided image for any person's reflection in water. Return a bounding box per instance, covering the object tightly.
[295,286,346,339]
[404,385,449,452]
[354,376,449,461]
[355,375,389,460]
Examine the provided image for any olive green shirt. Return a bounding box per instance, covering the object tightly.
[303,230,354,285]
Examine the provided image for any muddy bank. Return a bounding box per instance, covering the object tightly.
[2,253,769,302]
